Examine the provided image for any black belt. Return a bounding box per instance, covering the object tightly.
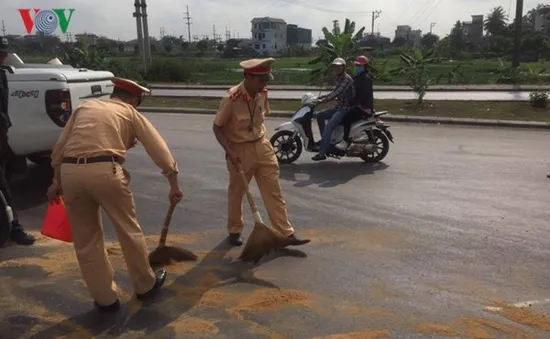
[62,155,122,164]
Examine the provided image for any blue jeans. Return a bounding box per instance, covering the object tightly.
[316,107,349,154]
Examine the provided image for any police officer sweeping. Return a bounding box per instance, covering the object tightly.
[212,57,310,248]
[0,37,36,246]
[47,77,182,313]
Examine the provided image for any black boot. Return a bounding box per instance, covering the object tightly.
[312,153,327,161]
[228,233,243,246]
[287,233,311,246]
[94,299,121,314]
[11,223,36,245]
[136,269,166,301]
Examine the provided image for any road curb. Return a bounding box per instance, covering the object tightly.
[139,107,550,129]
[149,84,550,92]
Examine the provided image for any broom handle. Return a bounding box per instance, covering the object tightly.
[237,165,263,224]
[158,203,176,247]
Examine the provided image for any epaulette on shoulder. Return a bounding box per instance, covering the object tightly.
[226,86,241,102]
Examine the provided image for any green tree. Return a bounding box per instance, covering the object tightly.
[448,21,466,57]
[421,33,440,51]
[484,6,508,36]
[308,18,365,85]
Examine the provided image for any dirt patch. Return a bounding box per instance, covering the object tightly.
[488,303,550,332]
[167,316,219,335]
[227,288,315,320]
[312,329,391,339]
[144,232,202,246]
[414,316,533,339]
[247,322,287,339]
[301,227,407,253]
[414,323,461,336]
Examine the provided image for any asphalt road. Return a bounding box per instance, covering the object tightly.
[151,88,534,101]
[2,113,550,339]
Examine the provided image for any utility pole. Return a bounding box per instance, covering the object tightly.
[512,0,524,67]
[371,10,382,35]
[213,25,216,41]
[140,0,152,66]
[430,22,436,34]
[1,20,6,36]
[133,0,147,73]
[184,5,192,43]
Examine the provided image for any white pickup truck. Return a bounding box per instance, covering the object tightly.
[1,53,115,174]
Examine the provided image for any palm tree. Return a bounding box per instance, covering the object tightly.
[308,18,365,86]
[484,6,508,36]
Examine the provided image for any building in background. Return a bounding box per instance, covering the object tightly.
[286,24,312,47]
[394,25,422,47]
[75,33,99,45]
[534,7,550,32]
[251,17,287,55]
[461,15,484,43]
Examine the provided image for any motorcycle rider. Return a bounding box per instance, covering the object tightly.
[312,57,355,161]
[341,55,375,144]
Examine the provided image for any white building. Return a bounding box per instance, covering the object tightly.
[534,7,550,32]
[251,17,287,55]
[394,25,422,47]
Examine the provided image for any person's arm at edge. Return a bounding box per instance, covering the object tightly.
[212,96,234,156]
[130,107,180,182]
[50,107,79,186]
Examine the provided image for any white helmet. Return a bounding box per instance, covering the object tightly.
[331,57,346,66]
[301,92,317,105]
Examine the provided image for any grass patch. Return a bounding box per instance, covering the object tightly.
[19,54,550,86]
[143,96,550,122]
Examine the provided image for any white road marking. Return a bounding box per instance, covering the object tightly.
[484,298,550,312]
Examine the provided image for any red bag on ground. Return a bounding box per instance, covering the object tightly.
[41,197,72,243]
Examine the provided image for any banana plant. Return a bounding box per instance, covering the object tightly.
[390,48,463,103]
[59,42,105,70]
[309,18,366,86]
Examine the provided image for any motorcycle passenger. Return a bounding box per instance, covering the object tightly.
[342,55,375,144]
[312,57,355,161]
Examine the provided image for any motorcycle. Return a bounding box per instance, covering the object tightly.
[269,93,394,164]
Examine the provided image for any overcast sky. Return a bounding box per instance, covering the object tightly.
[0,0,544,42]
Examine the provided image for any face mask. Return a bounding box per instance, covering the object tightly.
[355,66,365,75]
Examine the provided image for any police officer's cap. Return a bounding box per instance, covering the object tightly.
[240,58,275,81]
[0,37,12,54]
[111,77,150,97]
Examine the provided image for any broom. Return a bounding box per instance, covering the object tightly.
[237,164,293,263]
[148,202,198,267]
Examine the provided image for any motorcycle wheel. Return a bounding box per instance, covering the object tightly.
[270,130,302,164]
[360,129,390,163]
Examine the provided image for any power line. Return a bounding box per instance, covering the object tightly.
[416,0,445,27]
[410,0,437,25]
[274,0,374,15]
[184,5,192,43]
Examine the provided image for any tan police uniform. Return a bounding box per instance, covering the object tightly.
[50,79,179,306]
[214,58,295,238]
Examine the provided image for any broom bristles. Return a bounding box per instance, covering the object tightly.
[239,221,293,263]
